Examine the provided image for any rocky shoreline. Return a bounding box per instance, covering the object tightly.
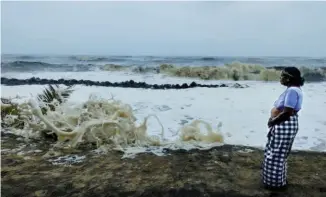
[1,132,326,197]
[0,77,249,89]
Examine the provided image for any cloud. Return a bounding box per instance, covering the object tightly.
[1,1,326,56]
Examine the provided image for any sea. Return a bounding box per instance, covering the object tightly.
[1,54,325,74]
[1,54,326,155]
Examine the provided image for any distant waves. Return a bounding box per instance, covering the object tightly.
[1,60,325,82]
[1,61,95,72]
[2,54,326,69]
[1,55,326,82]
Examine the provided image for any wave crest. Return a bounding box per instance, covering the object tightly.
[158,62,326,82]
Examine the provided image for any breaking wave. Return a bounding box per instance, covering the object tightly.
[100,62,326,82]
[156,63,326,82]
[2,56,326,82]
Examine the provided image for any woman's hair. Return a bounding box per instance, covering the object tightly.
[282,67,305,86]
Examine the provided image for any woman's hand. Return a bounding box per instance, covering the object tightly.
[268,107,293,127]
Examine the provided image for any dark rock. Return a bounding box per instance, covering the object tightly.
[181,83,189,89]
[189,82,197,87]
[93,81,101,86]
[102,81,112,86]
[152,84,160,89]
[164,84,172,89]
[0,77,250,90]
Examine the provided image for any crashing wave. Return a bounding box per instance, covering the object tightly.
[98,62,326,82]
[158,62,326,81]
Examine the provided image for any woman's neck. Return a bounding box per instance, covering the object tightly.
[287,85,300,88]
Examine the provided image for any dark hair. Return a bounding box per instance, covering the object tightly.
[283,67,305,86]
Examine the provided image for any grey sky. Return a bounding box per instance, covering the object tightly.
[1,1,326,56]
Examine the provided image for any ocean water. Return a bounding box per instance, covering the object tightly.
[1,54,326,157]
[1,54,325,73]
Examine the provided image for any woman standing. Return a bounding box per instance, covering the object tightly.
[262,67,304,191]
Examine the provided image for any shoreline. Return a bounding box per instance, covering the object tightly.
[1,132,326,197]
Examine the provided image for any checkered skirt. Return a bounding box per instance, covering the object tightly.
[262,115,299,187]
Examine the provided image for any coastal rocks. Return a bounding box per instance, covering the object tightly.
[0,77,250,89]
[231,83,249,88]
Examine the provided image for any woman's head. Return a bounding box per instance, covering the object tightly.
[280,67,305,87]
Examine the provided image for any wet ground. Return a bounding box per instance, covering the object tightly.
[1,132,326,197]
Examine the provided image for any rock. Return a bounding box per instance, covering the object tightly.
[181,83,189,89]
[189,81,197,87]
[0,77,251,90]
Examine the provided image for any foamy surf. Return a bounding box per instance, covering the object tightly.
[1,87,226,159]
[2,79,326,157]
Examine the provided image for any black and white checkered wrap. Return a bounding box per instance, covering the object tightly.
[262,115,299,187]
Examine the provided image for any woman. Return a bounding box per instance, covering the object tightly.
[262,67,304,191]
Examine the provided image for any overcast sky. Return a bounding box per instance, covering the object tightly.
[1,1,326,56]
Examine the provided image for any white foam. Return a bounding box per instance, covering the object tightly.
[2,74,326,152]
